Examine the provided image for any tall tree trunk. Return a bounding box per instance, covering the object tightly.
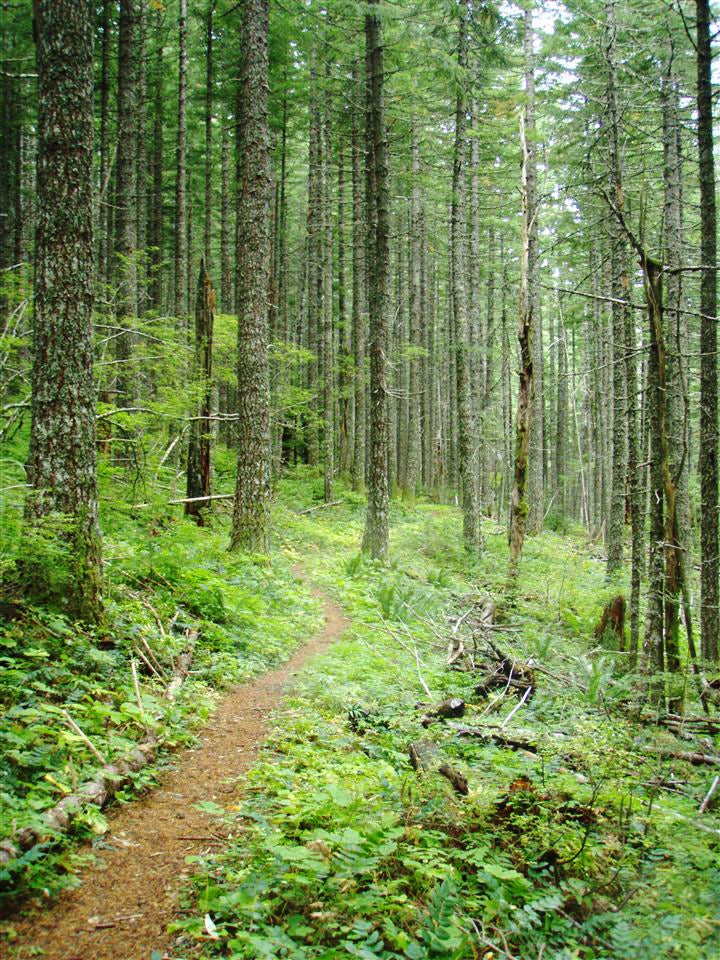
[26,0,101,622]
[405,129,421,500]
[98,0,111,284]
[525,3,543,535]
[305,88,322,467]
[451,0,481,551]
[204,1,215,271]
[604,0,627,577]
[322,83,334,502]
[174,0,188,322]
[361,0,390,560]
[115,0,139,405]
[337,147,352,477]
[149,36,164,313]
[220,124,232,313]
[229,0,272,553]
[508,110,535,579]
[135,2,147,314]
[186,260,215,525]
[555,313,567,525]
[351,60,366,492]
[696,0,719,663]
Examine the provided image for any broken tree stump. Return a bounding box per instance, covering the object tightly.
[593,595,626,650]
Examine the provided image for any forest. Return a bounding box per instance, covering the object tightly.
[1,0,720,957]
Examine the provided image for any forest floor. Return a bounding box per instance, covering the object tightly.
[2,471,720,959]
[3,575,348,960]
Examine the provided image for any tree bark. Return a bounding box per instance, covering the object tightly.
[696,0,719,663]
[361,0,390,560]
[508,109,535,580]
[451,0,481,552]
[204,1,216,272]
[186,260,215,525]
[174,0,188,322]
[220,124,233,313]
[229,0,272,553]
[351,60,366,492]
[114,0,139,405]
[25,0,102,623]
[524,4,543,536]
[603,0,627,577]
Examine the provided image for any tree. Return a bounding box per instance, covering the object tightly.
[696,0,718,664]
[175,0,188,322]
[508,5,538,579]
[451,0,482,552]
[229,0,272,553]
[186,260,215,525]
[361,0,390,561]
[25,0,101,622]
[115,0,139,405]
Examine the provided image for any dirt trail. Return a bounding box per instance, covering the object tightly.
[5,578,348,960]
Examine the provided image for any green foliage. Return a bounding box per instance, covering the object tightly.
[174,489,720,960]
[0,465,321,901]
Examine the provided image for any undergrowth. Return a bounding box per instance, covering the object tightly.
[0,453,321,904]
[170,478,720,960]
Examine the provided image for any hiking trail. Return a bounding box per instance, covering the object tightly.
[6,576,348,960]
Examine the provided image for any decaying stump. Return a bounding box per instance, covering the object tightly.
[409,739,469,795]
[593,595,626,649]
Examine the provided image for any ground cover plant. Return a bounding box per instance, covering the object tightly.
[171,484,720,960]
[0,458,321,903]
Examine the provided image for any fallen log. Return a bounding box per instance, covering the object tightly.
[649,747,720,768]
[451,724,538,754]
[438,763,469,795]
[0,629,199,866]
[408,739,468,796]
[0,737,158,865]
[299,500,345,515]
[421,697,465,727]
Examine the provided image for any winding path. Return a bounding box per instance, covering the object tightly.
[6,579,347,960]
